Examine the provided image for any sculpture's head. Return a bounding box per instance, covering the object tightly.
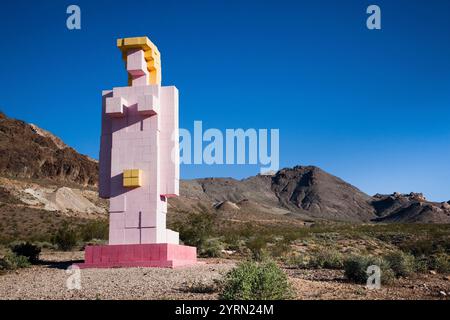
[117,36,161,86]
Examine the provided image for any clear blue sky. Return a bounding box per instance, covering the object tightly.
[0,0,449,201]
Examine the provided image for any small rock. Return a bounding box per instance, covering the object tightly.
[439,291,447,297]
[429,270,437,275]
[444,275,450,281]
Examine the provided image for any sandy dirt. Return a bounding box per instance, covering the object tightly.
[287,268,450,300]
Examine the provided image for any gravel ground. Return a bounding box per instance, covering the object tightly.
[0,251,235,300]
[287,268,450,300]
[1,251,449,300]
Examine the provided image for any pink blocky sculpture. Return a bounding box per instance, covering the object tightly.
[77,36,197,268]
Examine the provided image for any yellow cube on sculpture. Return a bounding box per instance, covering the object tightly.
[123,169,142,187]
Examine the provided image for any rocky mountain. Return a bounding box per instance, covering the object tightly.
[371,193,450,223]
[0,111,98,187]
[1,111,449,230]
[173,167,450,223]
[271,166,376,222]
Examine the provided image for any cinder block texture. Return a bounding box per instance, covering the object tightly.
[105,97,127,117]
[76,244,197,269]
[137,94,159,115]
[99,37,181,247]
[87,36,192,269]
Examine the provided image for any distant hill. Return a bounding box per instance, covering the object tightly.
[172,167,450,223]
[372,193,450,223]
[271,166,376,221]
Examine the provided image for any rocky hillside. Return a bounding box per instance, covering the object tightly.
[271,166,376,221]
[0,111,98,186]
[172,167,450,223]
[372,193,450,223]
[0,112,106,242]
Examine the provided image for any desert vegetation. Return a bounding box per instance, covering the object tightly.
[1,210,449,299]
[220,259,293,300]
[170,211,450,285]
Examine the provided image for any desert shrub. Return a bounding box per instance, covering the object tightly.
[246,235,269,262]
[344,255,395,285]
[177,212,214,248]
[53,223,78,251]
[406,253,450,273]
[270,238,293,258]
[413,255,429,273]
[10,242,41,264]
[429,253,450,273]
[220,260,293,300]
[398,238,449,257]
[383,251,415,277]
[308,248,344,269]
[223,233,243,251]
[0,253,31,270]
[199,238,223,258]
[283,254,308,269]
[78,220,108,242]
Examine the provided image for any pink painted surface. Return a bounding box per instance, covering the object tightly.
[76,244,197,269]
[99,48,181,246]
[81,44,194,269]
[127,49,150,86]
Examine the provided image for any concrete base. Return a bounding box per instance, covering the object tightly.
[75,243,197,269]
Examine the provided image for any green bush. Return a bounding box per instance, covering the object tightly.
[308,248,344,269]
[246,236,269,262]
[223,233,242,251]
[344,255,395,285]
[177,212,214,248]
[10,242,41,264]
[383,251,415,277]
[78,220,108,242]
[53,223,78,251]
[269,238,293,258]
[200,238,223,258]
[413,255,429,273]
[0,253,31,270]
[283,254,308,269]
[220,260,293,300]
[430,253,450,273]
[399,238,448,257]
